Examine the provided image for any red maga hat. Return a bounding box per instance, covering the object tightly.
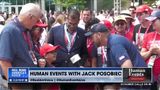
[103,20,112,29]
[136,5,152,14]
[40,43,60,57]
[35,21,48,28]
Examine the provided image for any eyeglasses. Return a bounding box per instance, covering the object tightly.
[52,52,57,56]
[47,52,57,56]
[30,14,40,23]
[115,22,125,26]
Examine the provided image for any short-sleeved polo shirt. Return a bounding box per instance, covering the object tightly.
[107,34,147,67]
[0,18,36,67]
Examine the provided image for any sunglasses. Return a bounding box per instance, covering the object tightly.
[115,22,125,26]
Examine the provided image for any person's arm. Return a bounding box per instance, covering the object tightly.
[91,45,97,67]
[141,43,160,60]
[0,60,23,90]
[0,60,12,80]
[0,27,15,80]
[47,28,54,45]
[140,48,152,60]
[91,57,97,67]
[121,59,133,68]
[140,33,153,60]
[111,44,133,67]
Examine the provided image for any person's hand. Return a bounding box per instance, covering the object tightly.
[38,59,46,67]
[149,44,160,55]
[94,84,101,90]
[80,66,84,68]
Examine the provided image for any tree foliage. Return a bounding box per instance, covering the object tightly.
[143,0,156,5]
[121,0,130,9]
[53,0,86,10]
[99,0,113,11]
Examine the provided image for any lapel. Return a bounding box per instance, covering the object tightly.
[59,25,68,51]
[70,29,80,51]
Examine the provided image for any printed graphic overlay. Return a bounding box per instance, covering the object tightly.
[122,68,152,86]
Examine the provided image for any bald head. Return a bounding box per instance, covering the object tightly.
[18,3,42,29]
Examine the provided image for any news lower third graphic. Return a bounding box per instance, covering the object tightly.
[8,67,152,85]
[122,68,152,86]
[8,68,122,83]
[8,68,29,83]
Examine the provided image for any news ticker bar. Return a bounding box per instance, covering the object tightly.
[8,68,152,84]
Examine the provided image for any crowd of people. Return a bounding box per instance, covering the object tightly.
[0,2,160,90]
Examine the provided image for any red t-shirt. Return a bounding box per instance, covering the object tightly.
[125,31,133,42]
[110,28,116,34]
[128,24,134,38]
[125,24,134,42]
[113,31,133,42]
[142,32,160,80]
[129,24,134,34]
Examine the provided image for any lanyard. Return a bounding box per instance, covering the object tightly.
[34,42,40,53]
[148,32,158,68]
[22,31,32,50]
[13,19,33,50]
[137,24,151,46]
[23,32,37,65]
[13,18,37,65]
[64,27,77,50]
[101,46,107,64]
[87,38,93,48]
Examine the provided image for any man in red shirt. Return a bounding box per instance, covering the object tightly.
[133,5,154,50]
[141,10,160,90]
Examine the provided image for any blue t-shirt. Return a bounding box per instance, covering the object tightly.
[0,18,37,67]
[107,34,147,67]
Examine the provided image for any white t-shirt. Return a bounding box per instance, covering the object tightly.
[78,19,85,30]
[39,28,48,46]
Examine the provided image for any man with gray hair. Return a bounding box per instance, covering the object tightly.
[0,3,42,90]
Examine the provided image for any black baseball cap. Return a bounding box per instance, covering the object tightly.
[85,23,109,37]
[145,10,160,21]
